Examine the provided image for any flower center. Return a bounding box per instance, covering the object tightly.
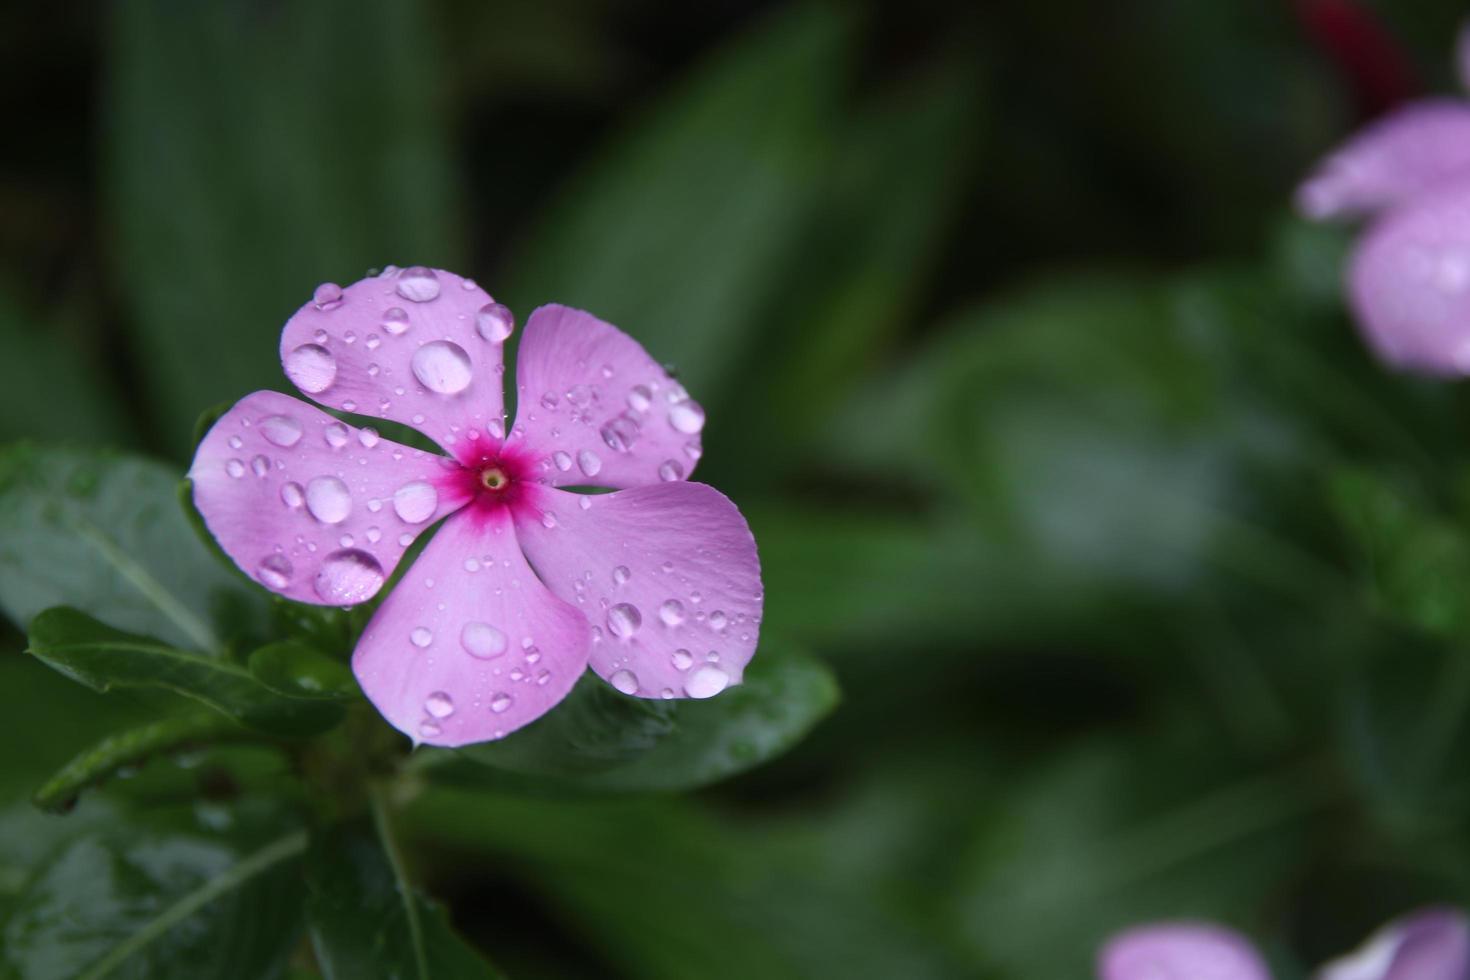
[479,466,510,491]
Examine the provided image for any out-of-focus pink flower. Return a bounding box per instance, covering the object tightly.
[189,267,762,747]
[1299,26,1470,375]
[1097,907,1470,980]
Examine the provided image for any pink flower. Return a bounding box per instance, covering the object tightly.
[189,267,762,746]
[1298,26,1470,375]
[1097,907,1469,980]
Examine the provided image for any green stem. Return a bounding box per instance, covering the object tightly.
[371,784,431,980]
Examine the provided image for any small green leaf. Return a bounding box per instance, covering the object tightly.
[248,642,358,701]
[28,607,344,737]
[0,815,306,980]
[0,445,261,653]
[32,709,245,813]
[440,638,837,793]
[306,815,503,979]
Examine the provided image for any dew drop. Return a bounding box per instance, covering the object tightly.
[411,627,433,648]
[610,669,639,695]
[313,282,343,309]
[627,385,652,413]
[600,415,640,453]
[579,496,592,510]
[281,482,305,508]
[658,460,684,482]
[541,512,558,529]
[420,721,442,738]
[709,610,728,632]
[411,340,473,394]
[659,600,686,627]
[489,692,513,713]
[396,266,441,302]
[462,622,508,659]
[613,565,631,586]
[577,449,602,477]
[672,648,694,670]
[669,401,705,434]
[366,526,381,543]
[324,423,350,449]
[257,554,292,589]
[393,481,438,524]
[359,427,380,448]
[225,459,245,478]
[306,476,352,524]
[260,414,303,447]
[684,664,729,698]
[285,343,337,393]
[314,549,384,603]
[382,307,411,335]
[229,435,243,450]
[250,455,270,478]
[607,603,642,638]
[424,691,454,718]
[475,302,514,343]
[552,450,572,472]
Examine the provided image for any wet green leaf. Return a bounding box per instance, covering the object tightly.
[248,642,358,701]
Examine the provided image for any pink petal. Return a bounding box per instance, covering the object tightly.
[352,506,591,747]
[1297,100,1470,220]
[513,482,762,700]
[1318,906,1470,980]
[1098,923,1271,980]
[506,304,704,488]
[279,267,510,453]
[189,390,468,605]
[1346,176,1470,375]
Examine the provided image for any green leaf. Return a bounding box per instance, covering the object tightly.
[32,709,244,813]
[248,641,358,701]
[0,816,306,980]
[0,445,259,653]
[28,607,344,737]
[106,0,463,456]
[306,814,503,979]
[439,638,837,793]
[502,3,851,408]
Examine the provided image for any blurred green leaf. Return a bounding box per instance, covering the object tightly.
[503,3,851,408]
[28,607,343,737]
[0,815,305,980]
[107,0,462,456]
[32,709,242,813]
[438,638,837,793]
[0,444,259,653]
[248,641,358,702]
[306,817,502,979]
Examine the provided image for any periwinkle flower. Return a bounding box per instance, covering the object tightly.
[1299,26,1470,375]
[1098,906,1470,980]
[189,267,762,746]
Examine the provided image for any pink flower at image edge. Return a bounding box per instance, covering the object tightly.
[188,267,763,747]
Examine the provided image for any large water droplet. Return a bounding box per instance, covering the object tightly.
[659,599,686,627]
[600,415,640,453]
[410,627,433,648]
[462,622,507,659]
[382,307,411,335]
[577,449,602,477]
[314,549,384,603]
[552,451,572,472]
[324,423,349,449]
[684,664,729,698]
[475,303,514,343]
[709,610,728,632]
[489,692,513,713]
[225,459,245,478]
[610,669,639,695]
[425,691,455,718]
[658,460,684,482]
[672,648,694,670]
[260,415,303,447]
[393,481,438,524]
[669,401,705,434]
[411,340,472,394]
[285,343,337,393]
[396,266,441,302]
[306,476,352,524]
[257,554,292,589]
[627,385,652,413]
[359,427,380,448]
[607,603,642,638]
[281,482,305,508]
[313,282,343,309]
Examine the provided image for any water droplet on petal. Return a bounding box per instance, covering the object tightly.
[313,282,343,309]
[627,385,652,413]
[541,512,558,529]
[577,450,602,477]
[225,459,245,478]
[672,648,693,670]
[420,721,441,738]
[260,415,302,447]
[396,266,441,302]
[685,664,728,698]
[659,600,686,626]
[382,307,411,335]
[314,549,384,603]
[257,554,292,589]
[250,455,270,478]
[324,423,349,449]
[229,435,243,450]
[552,450,572,472]
[359,427,380,448]
[411,340,473,394]
[425,691,454,717]
[709,610,728,632]
[489,692,513,713]
[462,622,507,659]
[669,401,705,434]
[411,627,433,648]
[578,496,592,510]
[607,603,642,638]
[393,481,438,524]
[613,565,631,586]
[281,482,305,508]
[306,476,352,524]
[610,669,639,695]
[600,415,640,453]
[285,343,337,393]
[658,460,683,482]
[475,302,514,343]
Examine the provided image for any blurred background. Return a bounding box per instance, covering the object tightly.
[8,0,1470,976]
